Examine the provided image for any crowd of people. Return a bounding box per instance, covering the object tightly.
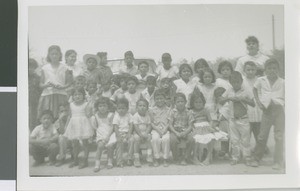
[28,36,285,173]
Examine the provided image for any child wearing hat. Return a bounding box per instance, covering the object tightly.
[82,54,102,85]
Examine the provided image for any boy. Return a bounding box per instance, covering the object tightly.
[242,61,263,145]
[82,54,102,85]
[250,58,285,170]
[156,53,178,84]
[149,89,171,167]
[97,52,113,87]
[135,61,154,90]
[132,98,153,167]
[29,110,59,166]
[124,76,141,115]
[141,76,157,109]
[220,71,255,166]
[120,51,138,76]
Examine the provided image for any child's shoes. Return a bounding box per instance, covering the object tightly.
[78,160,88,169]
[134,158,141,168]
[163,159,169,167]
[107,160,113,169]
[93,166,100,173]
[153,159,159,167]
[230,159,238,165]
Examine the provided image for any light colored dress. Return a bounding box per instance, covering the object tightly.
[197,83,217,120]
[91,113,116,145]
[173,78,197,103]
[64,102,94,140]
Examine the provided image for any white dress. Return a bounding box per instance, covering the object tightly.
[197,83,217,120]
[91,113,116,145]
[64,102,94,140]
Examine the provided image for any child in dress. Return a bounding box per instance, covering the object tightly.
[54,103,72,167]
[113,98,134,167]
[216,60,233,91]
[29,110,59,166]
[64,49,83,78]
[220,71,255,166]
[169,93,195,165]
[135,61,155,91]
[242,61,263,145]
[156,53,178,84]
[173,64,197,105]
[189,88,217,166]
[132,98,153,167]
[91,97,116,172]
[38,45,71,119]
[149,89,171,167]
[124,75,141,115]
[64,87,94,169]
[140,76,157,109]
[29,58,42,131]
[192,58,210,83]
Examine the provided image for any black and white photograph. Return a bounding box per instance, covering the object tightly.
[18,0,300,190]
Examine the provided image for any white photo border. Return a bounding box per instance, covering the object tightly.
[18,0,300,190]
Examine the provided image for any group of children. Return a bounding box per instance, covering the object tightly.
[29,37,285,173]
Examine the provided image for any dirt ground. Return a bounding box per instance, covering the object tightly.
[30,132,285,176]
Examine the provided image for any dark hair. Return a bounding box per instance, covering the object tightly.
[154,89,166,99]
[230,71,243,83]
[126,75,139,85]
[116,97,129,109]
[244,61,257,70]
[146,75,156,85]
[138,61,149,68]
[75,75,86,83]
[245,36,259,44]
[162,53,172,59]
[218,60,233,74]
[46,45,62,62]
[29,58,38,69]
[174,92,187,103]
[119,73,130,83]
[160,77,171,85]
[194,58,209,72]
[94,97,110,110]
[136,97,149,109]
[64,49,77,62]
[72,87,86,99]
[111,74,121,87]
[124,51,134,58]
[86,79,97,86]
[190,90,206,110]
[179,63,193,77]
[40,110,54,122]
[214,87,226,98]
[200,68,216,83]
[264,58,280,69]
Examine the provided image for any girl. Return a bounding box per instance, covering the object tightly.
[215,60,233,91]
[192,58,210,83]
[38,45,71,119]
[64,49,83,78]
[113,98,134,167]
[189,88,217,166]
[169,93,195,165]
[135,61,154,91]
[91,97,116,172]
[173,64,197,106]
[124,76,141,115]
[197,68,217,120]
[64,87,94,169]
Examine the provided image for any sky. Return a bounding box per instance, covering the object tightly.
[28,4,284,64]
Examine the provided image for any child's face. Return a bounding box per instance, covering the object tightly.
[265,64,279,78]
[147,82,155,92]
[165,96,172,107]
[66,53,77,66]
[73,91,84,103]
[139,63,149,74]
[125,55,134,66]
[86,58,97,71]
[98,103,109,115]
[203,72,213,85]
[40,114,53,128]
[175,96,186,111]
[127,80,137,93]
[220,66,232,79]
[247,42,259,54]
[162,57,171,68]
[196,65,208,74]
[87,83,97,95]
[117,104,128,116]
[120,80,127,90]
[75,80,86,89]
[180,68,192,81]
[155,95,166,108]
[49,49,60,63]
[58,106,69,119]
[137,101,148,116]
[244,65,257,79]
[160,81,170,89]
[193,98,204,110]
[230,78,243,91]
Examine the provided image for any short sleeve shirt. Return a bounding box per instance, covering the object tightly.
[149,106,171,131]
[30,124,58,140]
[235,52,269,76]
[112,112,133,133]
[169,108,195,132]
[156,65,178,81]
[132,112,151,133]
[124,91,141,115]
